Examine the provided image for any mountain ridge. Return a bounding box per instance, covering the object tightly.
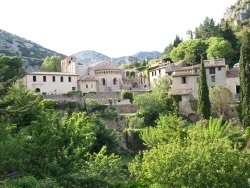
[0,29,162,69]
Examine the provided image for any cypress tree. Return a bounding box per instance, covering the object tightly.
[239,31,250,127]
[197,57,211,119]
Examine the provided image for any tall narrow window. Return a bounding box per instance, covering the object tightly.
[113,78,117,85]
[86,84,88,88]
[211,76,215,82]
[102,78,106,85]
[61,76,63,82]
[182,77,187,84]
[68,76,71,82]
[209,67,216,74]
[52,76,55,82]
[33,76,36,82]
[43,76,46,82]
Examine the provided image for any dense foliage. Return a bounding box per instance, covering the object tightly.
[40,55,62,72]
[129,115,250,187]
[239,31,250,127]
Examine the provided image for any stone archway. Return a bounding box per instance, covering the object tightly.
[35,88,40,93]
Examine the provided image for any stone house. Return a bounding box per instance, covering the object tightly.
[149,57,239,119]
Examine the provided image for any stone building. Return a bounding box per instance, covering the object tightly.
[149,57,240,120]
[22,56,137,94]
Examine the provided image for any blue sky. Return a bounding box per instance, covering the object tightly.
[0,0,236,57]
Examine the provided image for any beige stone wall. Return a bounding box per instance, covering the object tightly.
[78,80,97,93]
[24,73,78,94]
[206,66,226,88]
[95,72,123,92]
[226,77,240,100]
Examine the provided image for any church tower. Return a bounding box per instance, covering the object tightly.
[61,56,78,73]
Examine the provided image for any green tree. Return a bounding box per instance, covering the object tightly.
[197,58,211,119]
[219,20,240,64]
[206,37,234,66]
[173,35,182,47]
[239,31,250,127]
[163,43,173,56]
[24,111,96,178]
[0,55,22,81]
[129,117,250,187]
[209,85,233,119]
[186,29,194,39]
[121,89,134,103]
[152,75,172,96]
[40,55,61,72]
[0,82,43,129]
[170,39,207,63]
[195,17,220,40]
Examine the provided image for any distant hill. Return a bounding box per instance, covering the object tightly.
[73,50,161,67]
[0,28,162,69]
[132,51,162,60]
[0,29,66,71]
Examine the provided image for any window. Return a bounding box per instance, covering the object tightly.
[209,67,216,74]
[72,87,76,91]
[102,78,106,85]
[211,76,215,82]
[33,76,36,82]
[61,76,63,82]
[218,67,221,71]
[68,76,71,82]
[159,69,161,73]
[236,85,240,94]
[113,78,117,85]
[43,76,46,82]
[182,77,187,84]
[196,77,199,83]
[52,76,55,82]
[179,96,182,101]
[86,84,88,88]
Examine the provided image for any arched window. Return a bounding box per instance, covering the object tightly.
[102,78,106,85]
[35,88,40,92]
[113,78,117,85]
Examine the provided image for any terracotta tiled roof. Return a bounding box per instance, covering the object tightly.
[89,61,121,71]
[226,68,239,77]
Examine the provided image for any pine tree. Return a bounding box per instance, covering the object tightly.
[197,57,211,119]
[239,31,250,127]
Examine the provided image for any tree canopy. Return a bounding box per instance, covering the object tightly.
[40,55,62,72]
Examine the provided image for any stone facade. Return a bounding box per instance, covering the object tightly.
[149,57,240,119]
[22,72,78,95]
[23,56,138,94]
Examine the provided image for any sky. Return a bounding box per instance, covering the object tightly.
[0,0,236,58]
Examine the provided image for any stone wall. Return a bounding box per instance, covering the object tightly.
[43,90,148,105]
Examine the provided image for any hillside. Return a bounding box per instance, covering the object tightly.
[0,29,66,71]
[73,50,161,67]
[224,0,250,27]
[0,28,162,69]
